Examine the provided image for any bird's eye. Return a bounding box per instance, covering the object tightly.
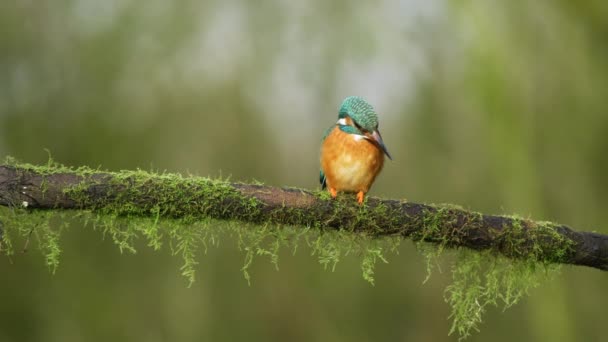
[352,120,365,132]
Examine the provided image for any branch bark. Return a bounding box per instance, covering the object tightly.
[0,164,606,271]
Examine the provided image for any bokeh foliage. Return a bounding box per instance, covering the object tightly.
[1,1,607,341]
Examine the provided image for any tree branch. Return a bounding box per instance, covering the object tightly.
[0,164,606,271]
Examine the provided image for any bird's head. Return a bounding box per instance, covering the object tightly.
[337,96,392,160]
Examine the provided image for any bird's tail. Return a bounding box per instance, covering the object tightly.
[319,170,327,189]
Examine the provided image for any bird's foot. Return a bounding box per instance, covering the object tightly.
[329,187,338,199]
[356,191,365,205]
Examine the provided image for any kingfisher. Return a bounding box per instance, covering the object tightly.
[320,96,392,204]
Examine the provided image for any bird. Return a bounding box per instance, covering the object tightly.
[320,96,392,204]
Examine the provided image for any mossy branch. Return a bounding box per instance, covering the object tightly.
[0,163,606,271]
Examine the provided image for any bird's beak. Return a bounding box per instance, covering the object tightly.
[371,130,392,160]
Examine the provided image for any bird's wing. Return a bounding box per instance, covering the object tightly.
[319,125,334,189]
[320,169,327,189]
[321,125,334,140]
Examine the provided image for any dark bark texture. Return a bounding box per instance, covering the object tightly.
[0,164,606,271]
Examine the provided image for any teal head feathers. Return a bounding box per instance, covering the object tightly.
[337,96,392,159]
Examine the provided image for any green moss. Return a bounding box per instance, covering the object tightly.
[399,206,571,339]
[360,240,390,285]
[495,216,574,263]
[238,223,282,285]
[443,248,559,340]
[0,207,63,272]
[416,242,445,284]
[315,189,333,201]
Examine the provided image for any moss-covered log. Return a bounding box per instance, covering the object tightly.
[0,163,606,271]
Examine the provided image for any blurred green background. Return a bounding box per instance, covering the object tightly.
[1,0,607,341]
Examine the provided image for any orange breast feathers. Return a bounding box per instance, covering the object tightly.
[320,126,385,194]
